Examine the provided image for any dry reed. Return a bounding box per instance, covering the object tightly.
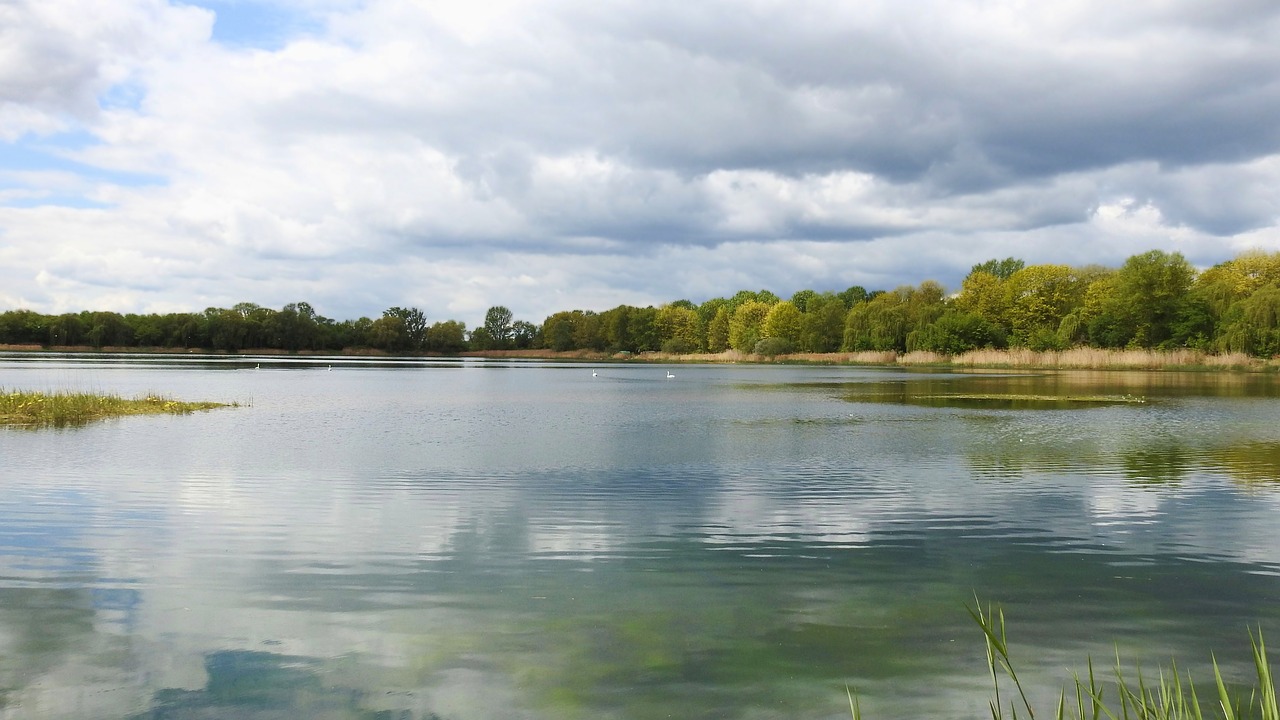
[953,347,1262,370]
[897,351,948,365]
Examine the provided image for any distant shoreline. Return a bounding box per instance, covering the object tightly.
[2,344,1275,372]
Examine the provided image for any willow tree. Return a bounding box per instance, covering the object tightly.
[844,282,945,352]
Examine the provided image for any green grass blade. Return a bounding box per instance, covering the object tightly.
[1251,629,1277,720]
[1213,653,1237,720]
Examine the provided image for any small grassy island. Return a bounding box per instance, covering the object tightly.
[0,389,235,428]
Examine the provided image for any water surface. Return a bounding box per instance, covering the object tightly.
[2,355,1279,719]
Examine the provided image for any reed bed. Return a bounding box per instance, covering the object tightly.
[952,348,1264,370]
[0,389,234,428]
[777,351,901,364]
[896,350,948,365]
[706,347,1264,370]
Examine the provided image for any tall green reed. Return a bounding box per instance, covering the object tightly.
[848,600,1276,720]
[967,597,1276,720]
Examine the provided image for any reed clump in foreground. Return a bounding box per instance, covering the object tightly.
[849,600,1277,720]
[0,389,235,428]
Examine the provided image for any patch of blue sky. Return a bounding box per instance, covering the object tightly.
[1,194,113,210]
[100,82,146,112]
[0,134,166,207]
[182,1,325,50]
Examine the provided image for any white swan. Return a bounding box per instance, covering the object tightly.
[592,370,598,377]
[666,370,674,379]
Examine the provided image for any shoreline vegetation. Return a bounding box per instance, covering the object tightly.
[468,346,1276,371]
[907,600,1280,720]
[3,250,1280,362]
[0,343,1275,372]
[0,389,236,428]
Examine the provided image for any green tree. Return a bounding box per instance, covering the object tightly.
[126,313,162,347]
[656,304,703,354]
[1217,283,1280,356]
[954,271,1010,329]
[273,302,322,351]
[798,293,846,352]
[837,285,869,309]
[729,301,772,352]
[1002,264,1085,346]
[697,297,728,326]
[483,306,514,350]
[844,282,945,352]
[425,320,468,353]
[573,311,605,351]
[369,314,410,352]
[47,313,86,346]
[727,289,779,315]
[384,306,427,350]
[762,301,802,347]
[600,305,635,352]
[0,310,48,345]
[1193,251,1280,319]
[628,306,660,353]
[790,289,818,313]
[541,311,581,351]
[912,310,1007,354]
[970,257,1026,280]
[706,306,730,353]
[86,311,133,348]
[1092,250,1196,348]
[512,320,539,349]
[468,327,494,350]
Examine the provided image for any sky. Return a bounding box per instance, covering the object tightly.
[2,0,1279,329]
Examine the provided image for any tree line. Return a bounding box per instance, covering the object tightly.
[528,249,1280,357]
[2,249,1278,357]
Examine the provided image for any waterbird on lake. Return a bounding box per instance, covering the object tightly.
[666,370,674,379]
[592,370,597,377]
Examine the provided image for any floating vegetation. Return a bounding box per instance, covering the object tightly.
[846,390,1148,410]
[0,389,236,428]
[918,392,1147,409]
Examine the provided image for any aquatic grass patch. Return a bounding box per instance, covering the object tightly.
[845,389,1149,410]
[848,601,1277,719]
[915,392,1148,410]
[0,389,235,428]
[924,599,1274,720]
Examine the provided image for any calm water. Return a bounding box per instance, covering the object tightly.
[2,354,1279,720]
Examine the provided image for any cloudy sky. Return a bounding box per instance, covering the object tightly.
[2,0,1278,327]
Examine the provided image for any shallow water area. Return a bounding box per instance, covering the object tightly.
[1,354,1279,719]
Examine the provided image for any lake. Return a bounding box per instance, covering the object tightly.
[1,354,1279,719]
